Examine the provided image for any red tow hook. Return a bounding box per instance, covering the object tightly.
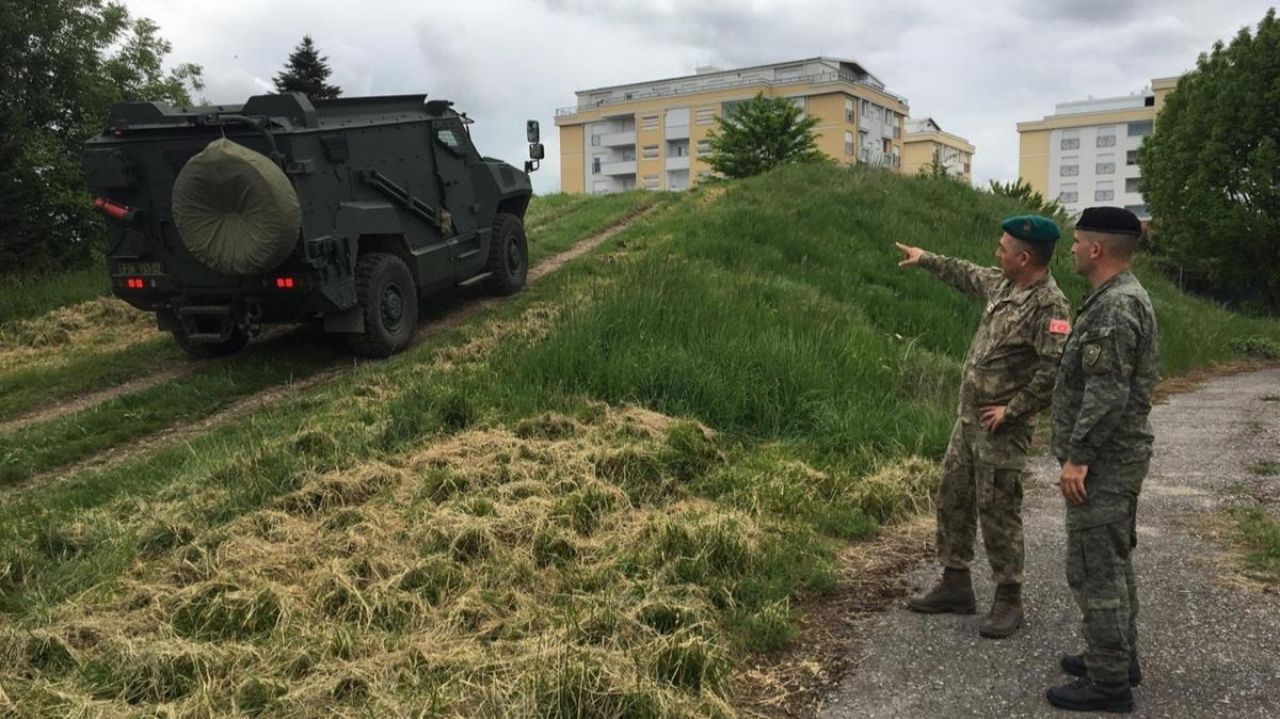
[92,197,137,223]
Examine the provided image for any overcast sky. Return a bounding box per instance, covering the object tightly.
[122,0,1275,194]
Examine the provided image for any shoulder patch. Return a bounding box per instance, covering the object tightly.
[1049,319,1071,335]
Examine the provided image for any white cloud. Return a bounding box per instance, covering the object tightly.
[122,0,1276,192]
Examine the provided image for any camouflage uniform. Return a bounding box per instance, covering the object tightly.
[919,252,1071,586]
[1051,270,1160,684]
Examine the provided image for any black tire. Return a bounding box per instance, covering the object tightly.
[345,252,418,358]
[172,326,249,359]
[485,212,528,296]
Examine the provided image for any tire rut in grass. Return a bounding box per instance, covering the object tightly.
[0,364,202,435]
[6,203,671,502]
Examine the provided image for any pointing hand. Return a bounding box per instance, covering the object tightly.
[895,242,924,267]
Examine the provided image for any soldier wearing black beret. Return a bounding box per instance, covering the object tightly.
[895,215,1072,639]
[1047,206,1159,713]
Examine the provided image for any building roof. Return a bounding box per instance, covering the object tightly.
[574,56,886,95]
[906,117,942,134]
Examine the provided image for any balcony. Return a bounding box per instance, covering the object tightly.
[664,123,690,140]
[665,156,690,171]
[599,130,636,148]
[600,160,637,176]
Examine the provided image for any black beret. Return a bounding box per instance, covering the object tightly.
[1001,214,1060,245]
[1075,206,1142,237]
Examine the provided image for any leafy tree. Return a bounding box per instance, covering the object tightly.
[704,92,823,178]
[273,35,342,100]
[1139,9,1280,312]
[0,0,202,273]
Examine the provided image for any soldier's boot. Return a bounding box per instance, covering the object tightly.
[1060,653,1142,687]
[906,567,976,614]
[1045,677,1133,713]
[978,583,1023,638]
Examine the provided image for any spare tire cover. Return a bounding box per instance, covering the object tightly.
[172,138,301,276]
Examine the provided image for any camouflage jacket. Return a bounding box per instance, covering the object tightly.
[919,252,1072,428]
[1051,270,1160,466]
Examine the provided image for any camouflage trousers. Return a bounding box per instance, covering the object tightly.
[935,419,1032,586]
[1064,459,1149,684]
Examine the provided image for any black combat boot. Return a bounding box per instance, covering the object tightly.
[978,583,1023,638]
[1060,653,1142,686]
[1045,677,1133,713]
[906,566,976,614]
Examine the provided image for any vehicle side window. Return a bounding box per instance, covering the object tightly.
[435,123,476,158]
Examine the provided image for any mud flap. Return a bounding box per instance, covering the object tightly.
[324,305,365,333]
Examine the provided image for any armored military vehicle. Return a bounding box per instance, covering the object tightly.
[83,93,545,358]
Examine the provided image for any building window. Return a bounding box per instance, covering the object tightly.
[1059,191,1078,203]
[1127,121,1153,137]
[696,139,712,154]
[884,108,894,124]
[641,145,659,160]
[640,115,659,131]
[1126,150,1138,166]
[1096,162,1115,175]
[1060,164,1079,177]
[862,99,875,118]
[1097,134,1116,147]
[591,134,601,147]
[1061,137,1080,150]
[963,162,971,174]
[695,108,715,125]
[1095,189,1115,201]
[592,157,601,175]
[844,131,854,156]
[1125,177,1143,193]
[1125,204,1148,217]
[845,98,855,123]
[643,174,659,190]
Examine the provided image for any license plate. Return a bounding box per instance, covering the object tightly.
[116,261,163,275]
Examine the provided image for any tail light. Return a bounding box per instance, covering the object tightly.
[274,277,298,289]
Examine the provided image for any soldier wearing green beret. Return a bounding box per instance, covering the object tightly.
[895,214,1072,638]
[1046,207,1159,714]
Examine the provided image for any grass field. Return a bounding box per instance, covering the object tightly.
[1,166,1277,717]
[0,266,111,328]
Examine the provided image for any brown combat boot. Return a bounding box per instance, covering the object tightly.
[978,583,1023,638]
[907,567,976,614]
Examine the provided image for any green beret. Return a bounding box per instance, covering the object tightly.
[1001,214,1060,245]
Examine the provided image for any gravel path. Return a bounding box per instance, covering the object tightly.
[819,367,1280,718]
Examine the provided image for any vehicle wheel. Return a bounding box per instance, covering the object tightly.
[172,326,249,359]
[485,212,528,296]
[345,252,418,358]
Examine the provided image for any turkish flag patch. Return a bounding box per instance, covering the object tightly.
[1049,319,1071,335]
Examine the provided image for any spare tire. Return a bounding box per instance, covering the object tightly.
[172,138,301,276]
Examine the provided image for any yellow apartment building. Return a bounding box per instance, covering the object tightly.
[554,57,911,194]
[902,117,975,181]
[1016,76,1179,219]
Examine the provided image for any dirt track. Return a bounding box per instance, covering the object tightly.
[1,203,667,497]
[818,368,1280,718]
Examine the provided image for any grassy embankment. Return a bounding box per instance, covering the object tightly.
[0,191,658,451]
[1,165,1277,717]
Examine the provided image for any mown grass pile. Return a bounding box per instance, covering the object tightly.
[1,165,1278,716]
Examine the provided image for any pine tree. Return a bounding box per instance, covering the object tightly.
[273,35,342,100]
[704,93,824,179]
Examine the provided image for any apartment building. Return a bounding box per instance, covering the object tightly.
[555,57,910,194]
[902,118,975,181]
[1016,76,1179,219]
